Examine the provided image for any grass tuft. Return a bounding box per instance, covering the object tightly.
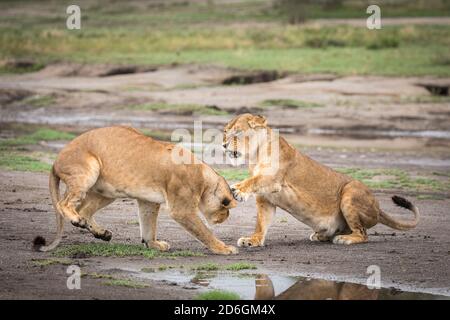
[192,263,220,271]
[31,258,72,267]
[103,279,149,288]
[225,262,257,271]
[52,243,204,259]
[195,289,240,300]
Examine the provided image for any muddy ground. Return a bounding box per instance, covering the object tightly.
[0,63,449,299]
[0,168,449,299]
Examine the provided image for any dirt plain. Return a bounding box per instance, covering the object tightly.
[0,63,449,299]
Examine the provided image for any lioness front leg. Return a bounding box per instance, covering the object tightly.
[231,175,282,202]
[170,210,238,255]
[238,196,275,247]
[137,200,169,251]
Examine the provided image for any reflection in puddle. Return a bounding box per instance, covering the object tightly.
[134,269,449,300]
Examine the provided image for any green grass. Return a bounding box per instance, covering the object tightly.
[22,94,55,108]
[0,61,45,74]
[1,2,449,77]
[128,102,227,116]
[0,128,76,172]
[192,263,220,271]
[396,95,450,104]
[260,99,323,109]
[217,168,249,181]
[225,262,257,271]
[52,243,204,259]
[0,152,51,172]
[0,128,75,148]
[82,272,117,280]
[103,279,149,289]
[337,168,450,192]
[191,262,257,271]
[416,194,447,200]
[195,289,240,300]
[31,258,72,267]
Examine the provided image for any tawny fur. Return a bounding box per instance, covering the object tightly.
[35,126,238,255]
[223,114,419,247]
[254,275,379,300]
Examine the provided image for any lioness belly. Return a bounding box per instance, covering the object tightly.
[265,187,346,236]
[92,178,165,203]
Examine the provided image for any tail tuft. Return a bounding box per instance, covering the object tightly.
[392,195,412,210]
[33,236,46,251]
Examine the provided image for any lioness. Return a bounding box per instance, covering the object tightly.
[223,114,419,247]
[34,126,238,255]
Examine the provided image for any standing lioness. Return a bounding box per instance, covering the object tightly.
[34,126,238,255]
[223,114,419,247]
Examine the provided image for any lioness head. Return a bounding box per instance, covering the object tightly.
[200,170,237,225]
[223,113,268,159]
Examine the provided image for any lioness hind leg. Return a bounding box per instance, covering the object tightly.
[56,155,100,228]
[333,181,378,245]
[77,192,114,241]
[238,196,275,247]
[137,200,169,251]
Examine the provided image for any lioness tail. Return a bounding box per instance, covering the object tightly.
[33,166,64,251]
[379,195,419,231]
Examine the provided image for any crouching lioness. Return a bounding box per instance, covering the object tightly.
[223,114,419,247]
[34,126,238,255]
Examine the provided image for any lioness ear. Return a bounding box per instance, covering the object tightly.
[248,115,267,129]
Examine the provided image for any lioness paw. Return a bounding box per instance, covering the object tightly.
[237,236,263,247]
[332,235,367,245]
[212,244,238,255]
[231,184,250,202]
[143,239,171,251]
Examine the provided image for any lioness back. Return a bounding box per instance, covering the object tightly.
[54,126,204,202]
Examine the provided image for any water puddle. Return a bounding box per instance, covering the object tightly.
[127,268,449,300]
